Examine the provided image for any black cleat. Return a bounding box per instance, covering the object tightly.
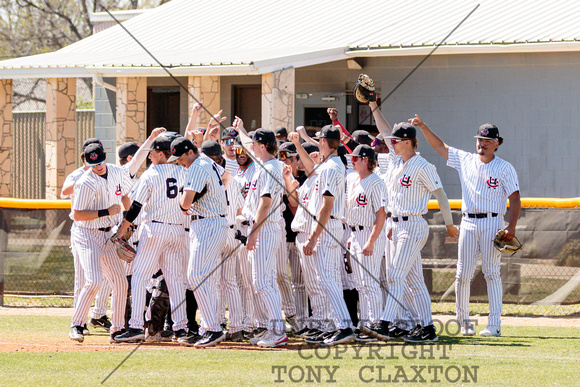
[361,320,393,341]
[388,325,410,340]
[305,331,335,344]
[113,328,145,343]
[69,326,84,343]
[109,329,126,344]
[322,328,356,346]
[403,324,438,343]
[355,332,378,342]
[194,331,225,347]
[89,315,112,330]
[225,331,244,342]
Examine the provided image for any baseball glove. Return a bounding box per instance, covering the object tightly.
[353,74,376,103]
[493,229,523,255]
[111,235,137,263]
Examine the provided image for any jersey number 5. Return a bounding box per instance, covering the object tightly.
[166,178,178,199]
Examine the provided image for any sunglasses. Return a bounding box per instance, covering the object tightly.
[223,138,235,146]
[351,156,367,162]
[235,148,247,155]
[390,138,407,145]
[279,151,296,159]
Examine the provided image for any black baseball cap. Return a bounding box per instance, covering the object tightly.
[345,144,376,160]
[82,138,103,152]
[84,143,107,166]
[168,137,196,162]
[302,141,319,154]
[352,130,375,145]
[118,142,139,159]
[222,127,239,140]
[337,144,348,157]
[386,122,417,139]
[315,125,341,141]
[279,142,298,155]
[475,123,503,143]
[145,136,172,151]
[250,129,277,145]
[274,126,288,137]
[201,140,223,157]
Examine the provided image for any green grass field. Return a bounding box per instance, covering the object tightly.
[0,315,579,385]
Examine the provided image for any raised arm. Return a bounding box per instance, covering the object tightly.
[127,127,167,177]
[410,114,450,160]
[185,102,203,139]
[368,101,392,138]
[296,125,318,146]
[290,130,316,177]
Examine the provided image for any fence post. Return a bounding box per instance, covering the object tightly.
[0,209,7,306]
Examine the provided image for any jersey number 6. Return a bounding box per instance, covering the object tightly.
[166,178,178,199]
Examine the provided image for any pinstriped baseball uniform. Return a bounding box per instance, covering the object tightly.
[241,158,285,333]
[292,174,332,331]
[185,154,228,334]
[346,171,388,327]
[448,147,519,327]
[276,202,297,321]
[307,156,352,330]
[121,163,144,277]
[71,164,131,333]
[219,176,245,333]
[234,161,261,330]
[126,163,188,332]
[380,153,443,327]
[224,157,239,177]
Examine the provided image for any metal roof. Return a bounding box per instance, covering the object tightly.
[1,0,580,78]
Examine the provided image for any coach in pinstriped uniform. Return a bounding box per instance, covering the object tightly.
[362,122,458,343]
[344,145,388,341]
[302,125,356,347]
[241,129,288,348]
[170,136,231,347]
[112,135,189,344]
[69,143,131,343]
[411,115,520,337]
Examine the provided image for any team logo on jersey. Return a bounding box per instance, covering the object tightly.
[302,193,309,204]
[355,193,368,206]
[89,152,98,160]
[251,179,258,191]
[315,179,319,191]
[400,174,412,187]
[486,177,499,188]
[115,184,122,196]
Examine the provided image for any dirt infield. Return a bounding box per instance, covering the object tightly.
[1,307,579,354]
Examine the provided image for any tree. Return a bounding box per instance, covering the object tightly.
[0,0,169,108]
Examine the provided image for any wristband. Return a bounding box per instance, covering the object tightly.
[180,205,189,212]
[98,209,109,218]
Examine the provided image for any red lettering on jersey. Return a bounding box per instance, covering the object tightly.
[400,174,412,187]
[486,177,499,188]
[355,193,368,206]
[251,180,258,191]
[115,184,122,196]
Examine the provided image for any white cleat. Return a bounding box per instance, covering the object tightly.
[479,325,501,337]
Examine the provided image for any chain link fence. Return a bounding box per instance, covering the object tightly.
[1,203,579,316]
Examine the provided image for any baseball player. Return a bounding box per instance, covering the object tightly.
[170,137,231,347]
[302,124,355,346]
[344,145,388,340]
[221,127,240,176]
[61,138,110,334]
[69,143,131,343]
[113,136,189,343]
[201,140,246,341]
[411,115,521,337]
[361,121,458,343]
[241,129,288,348]
[231,136,262,338]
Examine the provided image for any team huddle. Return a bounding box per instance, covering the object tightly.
[64,74,520,348]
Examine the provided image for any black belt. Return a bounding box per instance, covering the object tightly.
[386,212,392,218]
[350,225,364,232]
[152,220,181,226]
[229,225,234,229]
[184,228,190,232]
[241,220,251,226]
[392,216,409,222]
[463,212,498,219]
[98,227,112,232]
[191,214,226,221]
